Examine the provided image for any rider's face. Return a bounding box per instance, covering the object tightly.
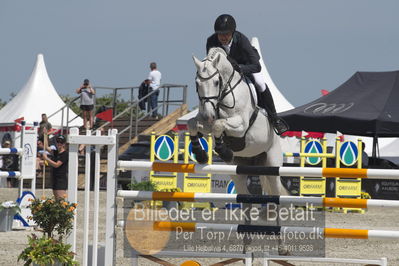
[217,32,233,45]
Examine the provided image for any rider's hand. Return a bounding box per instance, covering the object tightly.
[227,55,241,73]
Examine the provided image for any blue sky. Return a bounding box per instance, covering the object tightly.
[1,0,398,109]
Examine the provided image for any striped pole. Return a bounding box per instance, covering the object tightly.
[117,161,399,180]
[0,148,22,155]
[117,190,399,209]
[284,152,335,158]
[152,221,399,240]
[0,171,21,178]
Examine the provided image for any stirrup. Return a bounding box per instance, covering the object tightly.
[272,117,289,135]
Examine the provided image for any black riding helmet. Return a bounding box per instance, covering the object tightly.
[214,14,236,34]
[56,135,66,144]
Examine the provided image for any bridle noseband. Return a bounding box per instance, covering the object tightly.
[196,59,242,118]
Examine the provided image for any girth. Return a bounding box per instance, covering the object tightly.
[222,107,259,152]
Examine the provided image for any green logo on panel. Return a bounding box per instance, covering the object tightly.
[304,140,323,165]
[154,135,175,161]
[340,141,358,166]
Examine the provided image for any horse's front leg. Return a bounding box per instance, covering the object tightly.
[213,116,246,163]
[187,116,210,164]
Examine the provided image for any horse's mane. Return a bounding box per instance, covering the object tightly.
[207,47,227,61]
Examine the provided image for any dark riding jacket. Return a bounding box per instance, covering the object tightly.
[206,31,261,76]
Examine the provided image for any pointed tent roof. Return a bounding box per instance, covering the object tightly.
[0,54,82,127]
[251,37,294,113]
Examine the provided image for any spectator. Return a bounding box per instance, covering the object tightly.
[36,136,53,177]
[76,79,96,129]
[38,113,52,138]
[138,79,151,111]
[147,62,162,119]
[1,140,19,188]
[41,135,68,199]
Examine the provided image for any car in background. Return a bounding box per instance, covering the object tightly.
[118,141,151,189]
[118,141,151,161]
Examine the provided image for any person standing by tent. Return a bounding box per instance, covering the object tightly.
[38,113,52,138]
[206,14,288,135]
[76,79,95,129]
[148,62,162,119]
[41,135,68,199]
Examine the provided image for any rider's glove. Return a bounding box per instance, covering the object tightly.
[227,55,241,73]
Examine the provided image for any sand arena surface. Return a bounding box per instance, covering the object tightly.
[1,188,398,266]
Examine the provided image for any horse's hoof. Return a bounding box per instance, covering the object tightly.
[195,150,209,164]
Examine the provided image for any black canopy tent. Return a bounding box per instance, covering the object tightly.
[280,71,399,158]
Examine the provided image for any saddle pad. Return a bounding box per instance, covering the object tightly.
[244,77,268,117]
[245,77,258,106]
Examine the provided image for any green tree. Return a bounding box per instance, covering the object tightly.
[60,94,81,115]
[0,98,7,109]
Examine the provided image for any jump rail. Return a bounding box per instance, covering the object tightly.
[117,190,399,208]
[118,161,399,179]
[0,148,23,155]
[262,255,387,266]
[0,122,38,196]
[0,171,21,178]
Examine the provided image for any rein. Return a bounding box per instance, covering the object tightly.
[196,60,242,118]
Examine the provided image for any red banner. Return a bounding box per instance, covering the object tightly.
[96,109,113,122]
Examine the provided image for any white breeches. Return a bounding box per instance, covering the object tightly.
[253,72,266,92]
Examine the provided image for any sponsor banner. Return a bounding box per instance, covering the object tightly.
[336,178,361,197]
[150,176,177,190]
[184,176,211,193]
[362,179,399,200]
[300,177,326,196]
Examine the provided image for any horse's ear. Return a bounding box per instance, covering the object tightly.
[192,56,202,70]
[212,53,221,68]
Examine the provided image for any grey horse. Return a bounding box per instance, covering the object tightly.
[188,47,288,198]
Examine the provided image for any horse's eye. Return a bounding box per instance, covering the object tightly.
[214,80,219,87]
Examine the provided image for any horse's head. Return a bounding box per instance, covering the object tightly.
[193,47,234,124]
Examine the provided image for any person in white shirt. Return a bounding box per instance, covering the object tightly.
[147,62,162,118]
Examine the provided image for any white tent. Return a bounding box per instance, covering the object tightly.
[0,54,82,127]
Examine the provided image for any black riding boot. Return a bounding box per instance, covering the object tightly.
[258,85,289,135]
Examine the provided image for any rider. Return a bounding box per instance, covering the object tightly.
[206,14,288,135]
